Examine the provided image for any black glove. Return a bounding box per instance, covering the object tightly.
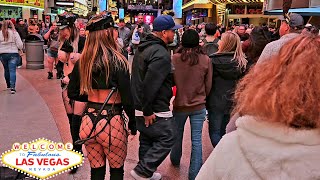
[128,118,137,135]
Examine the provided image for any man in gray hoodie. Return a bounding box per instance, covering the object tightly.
[257,13,304,64]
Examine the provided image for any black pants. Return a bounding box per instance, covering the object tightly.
[134,116,176,178]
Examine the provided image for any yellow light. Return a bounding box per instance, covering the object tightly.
[0,3,44,10]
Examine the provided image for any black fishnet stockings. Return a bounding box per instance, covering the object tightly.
[79,109,128,169]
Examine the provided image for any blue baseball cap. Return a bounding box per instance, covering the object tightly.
[153,15,183,32]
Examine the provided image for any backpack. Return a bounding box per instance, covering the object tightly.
[203,38,219,56]
[168,31,178,47]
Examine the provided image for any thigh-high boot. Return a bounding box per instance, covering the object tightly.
[71,114,83,153]
[91,166,106,180]
[56,60,64,79]
[110,166,124,180]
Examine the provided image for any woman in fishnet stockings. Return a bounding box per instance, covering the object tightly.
[68,14,136,180]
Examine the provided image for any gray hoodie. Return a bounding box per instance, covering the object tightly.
[0,29,23,54]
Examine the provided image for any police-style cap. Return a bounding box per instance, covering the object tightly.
[57,13,77,30]
[86,14,118,32]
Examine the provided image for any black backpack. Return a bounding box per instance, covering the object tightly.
[203,38,219,56]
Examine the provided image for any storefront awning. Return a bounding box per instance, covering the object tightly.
[264,8,320,16]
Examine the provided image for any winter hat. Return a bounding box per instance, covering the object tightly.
[182,29,199,48]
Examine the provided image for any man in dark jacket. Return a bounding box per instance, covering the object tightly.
[15,19,28,67]
[15,19,28,41]
[130,15,182,180]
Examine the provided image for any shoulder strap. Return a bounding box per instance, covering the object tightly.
[202,38,207,44]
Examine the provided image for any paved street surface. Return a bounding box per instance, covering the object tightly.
[0,54,213,180]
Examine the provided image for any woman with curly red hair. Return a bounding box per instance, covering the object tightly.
[197,34,320,179]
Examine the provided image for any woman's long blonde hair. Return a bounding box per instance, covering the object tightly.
[233,34,320,129]
[217,32,247,70]
[79,17,128,95]
[1,20,16,42]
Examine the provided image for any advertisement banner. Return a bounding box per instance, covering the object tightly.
[134,15,155,24]
[144,15,154,24]
[173,0,182,18]
[0,6,22,19]
[119,8,124,19]
[99,0,106,12]
[1,138,83,180]
[0,0,45,9]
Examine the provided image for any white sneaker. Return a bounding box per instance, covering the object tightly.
[130,170,162,180]
[10,88,16,94]
[150,172,162,180]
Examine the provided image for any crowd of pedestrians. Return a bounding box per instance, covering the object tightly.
[1,10,320,180]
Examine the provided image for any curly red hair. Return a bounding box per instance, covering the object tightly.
[233,34,320,129]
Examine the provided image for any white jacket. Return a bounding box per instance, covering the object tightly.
[0,29,23,54]
[196,116,320,180]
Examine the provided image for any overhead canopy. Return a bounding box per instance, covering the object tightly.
[211,0,264,3]
[264,8,320,16]
[182,0,213,10]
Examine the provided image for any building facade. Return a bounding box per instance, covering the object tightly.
[264,0,320,27]
[182,0,215,25]
[181,0,279,26]
[0,0,45,22]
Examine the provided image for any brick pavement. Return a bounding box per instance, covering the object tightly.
[0,54,214,180]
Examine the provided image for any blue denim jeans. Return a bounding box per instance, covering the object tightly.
[0,53,19,88]
[170,108,206,180]
[207,110,230,147]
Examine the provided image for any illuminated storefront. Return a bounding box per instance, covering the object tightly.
[225,3,279,26]
[0,6,22,20]
[126,1,159,24]
[0,0,44,21]
[66,0,88,16]
[211,0,278,26]
[182,0,215,24]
